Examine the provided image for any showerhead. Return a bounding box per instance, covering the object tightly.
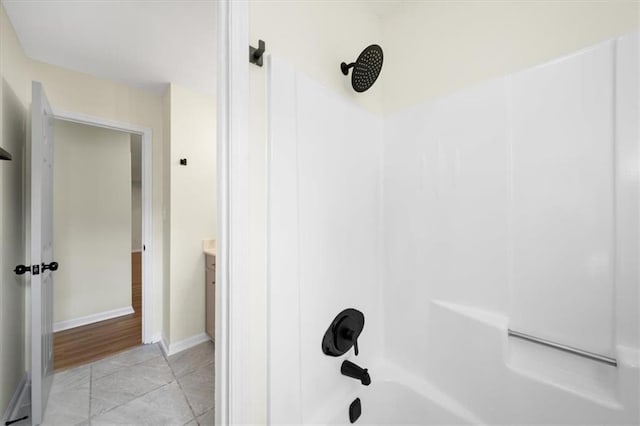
[341,44,383,93]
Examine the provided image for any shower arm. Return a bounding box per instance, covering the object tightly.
[340,62,356,75]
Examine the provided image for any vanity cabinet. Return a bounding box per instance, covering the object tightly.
[205,253,215,339]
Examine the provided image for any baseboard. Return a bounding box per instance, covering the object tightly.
[53,306,135,332]
[1,372,29,425]
[150,333,162,344]
[159,334,170,358]
[162,333,211,357]
[132,249,143,253]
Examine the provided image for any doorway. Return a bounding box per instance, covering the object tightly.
[50,110,154,371]
[51,120,144,369]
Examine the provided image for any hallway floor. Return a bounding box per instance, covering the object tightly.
[37,341,214,425]
[54,253,143,370]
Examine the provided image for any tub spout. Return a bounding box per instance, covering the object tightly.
[341,360,371,386]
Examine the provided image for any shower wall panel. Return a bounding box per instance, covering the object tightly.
[382,79,511,376]
[383,36,636,374]
[509,41,616,357]
[268,56,383,424]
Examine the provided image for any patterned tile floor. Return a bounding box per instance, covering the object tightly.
[15,341,214,426]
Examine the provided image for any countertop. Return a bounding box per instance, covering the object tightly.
[203,239,216,256]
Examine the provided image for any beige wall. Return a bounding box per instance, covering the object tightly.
[381,0,640,113]
[1,4,219,409]
[131,134,142,252]
[53,120,132,324]
[0,3,30,415]
[250,1,384,114]
[162,88,171,344]
[30,60,165,340]
[132,183,142,251]
[166,83,216,345]
[0,3,166,396]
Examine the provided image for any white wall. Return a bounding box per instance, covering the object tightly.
[382,35,639,424]
[166,83,216,345]
[258,3,638,423]
[250,3,383,422]
[380,0,639,113]
[0,3,30,415]
[268,57,383,424]
[508,42,616,356]
[53,120,132,323]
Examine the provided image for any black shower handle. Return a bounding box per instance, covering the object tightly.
[342,328,359,356]
[322,308,365,357]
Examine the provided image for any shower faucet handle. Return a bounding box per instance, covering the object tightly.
[322,308,365,357]
[341,327,359,356]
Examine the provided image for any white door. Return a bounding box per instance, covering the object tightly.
[30,81,56,425]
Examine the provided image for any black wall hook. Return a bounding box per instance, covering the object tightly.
[250,39,266,67]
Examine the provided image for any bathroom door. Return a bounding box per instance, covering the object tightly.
[30,81,56,425]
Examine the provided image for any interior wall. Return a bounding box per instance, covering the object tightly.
[383,77,510,374]
[508,41,617,356]
[131,184,142,252]
[0,3,30,415]
[382,35,639,424]
[263,1,639,423]
[162,87,171,344]
[28,57,165,342]
[167,83,216,345]
[249,2,384,422]
[131,134,142,252]
[53,120,132,324]
[380,0,640,113]
[268,57,383,424]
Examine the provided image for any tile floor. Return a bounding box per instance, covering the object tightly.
[20,341,214,426]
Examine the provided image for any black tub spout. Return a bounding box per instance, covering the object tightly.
[341,360,371,386]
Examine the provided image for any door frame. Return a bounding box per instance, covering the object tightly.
[52,109,154,343]
[216,0,251,424]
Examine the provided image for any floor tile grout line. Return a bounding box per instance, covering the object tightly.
[50,343,212,424]
[88,354,178,420]
[166,343,215,380]
[89,344,164,382]
[167,350,199,424]
[89,379,176,420]
[175,360,215,422]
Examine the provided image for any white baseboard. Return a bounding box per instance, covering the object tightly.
[161,333,211,357]
[132,249,143,253]
[149,333,162,344]
[1,372,29,425]
[159,334,170,358]
[53,306,134,332]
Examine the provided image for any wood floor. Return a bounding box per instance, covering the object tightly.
[53,252,142,371]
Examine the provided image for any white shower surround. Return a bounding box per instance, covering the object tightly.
[268,33,639,425]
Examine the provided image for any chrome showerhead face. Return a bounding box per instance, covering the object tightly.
[341,44,383,93]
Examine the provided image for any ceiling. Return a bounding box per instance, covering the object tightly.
[2,0,217,96]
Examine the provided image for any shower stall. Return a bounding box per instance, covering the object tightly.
[261,3,639,424]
